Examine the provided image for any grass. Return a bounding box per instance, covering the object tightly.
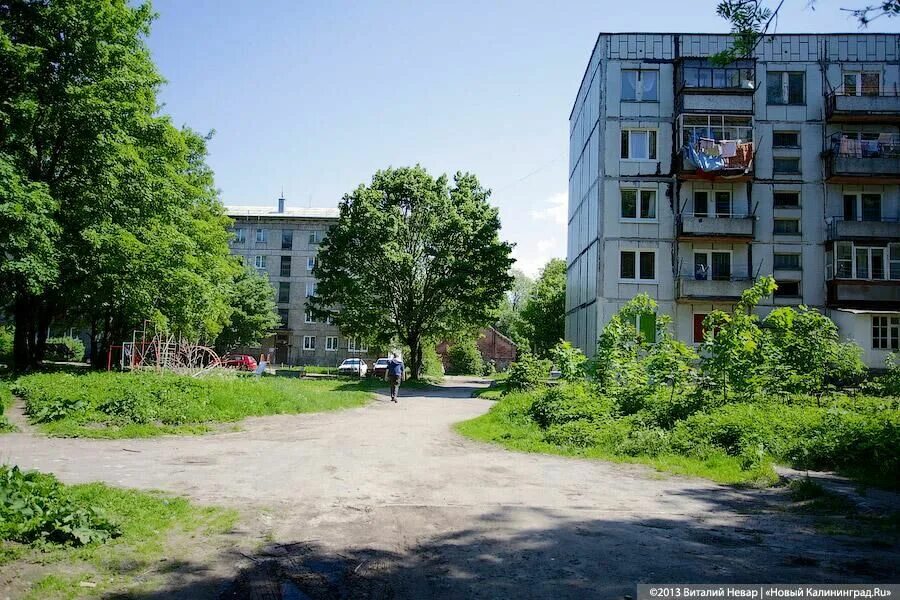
[0,379,15,433]
[15,371,380,439]
[0,476,238,599]
[471,380,508,400]
[454,391,778,486]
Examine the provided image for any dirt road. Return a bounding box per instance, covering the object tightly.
[2,378,897,598]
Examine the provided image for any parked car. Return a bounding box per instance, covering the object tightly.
[338,358,368,377]
[222,354,258,371]
[372,357,390,378]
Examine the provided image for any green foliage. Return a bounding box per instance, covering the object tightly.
[215,266,280,352]
[308,166,514,379]
[520,259,566,357]
[505,353,550,392]
[422,342,446,380]
[0,326,11,365]
[710,1,774,65]
[876,353,900,397]
[446,336,485,376]
[0,466,120,547]
[529,383,613,428]
[494,268,534,352]
[44,337,85,363]
[0,381,15,433]
[14,371,375,437]
[549,341,587,381]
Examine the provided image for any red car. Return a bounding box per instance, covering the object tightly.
[221,354,258,371]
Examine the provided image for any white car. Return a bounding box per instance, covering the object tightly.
[338,358,368,377]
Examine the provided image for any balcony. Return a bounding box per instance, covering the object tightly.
[677,114,754,181]
[827,280,900,309]
[677,269,754,302]
[825,133,900,184]
[826,86,900,124]
[826,217,900,242]
[677,212,754,241]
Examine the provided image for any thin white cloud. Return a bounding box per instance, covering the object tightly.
[528,191,567,227]
[509,190,568,277]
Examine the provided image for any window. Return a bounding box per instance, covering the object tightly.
[305,282,316,298]
[308,231,321,245]
[773,191,800,208]
[621,129,658,160]
[766,71,805,105]
[305,310,314,324]
[683,63,753,89]
[277,308,289,328]
[843,71,880,96]
[326,315,335,325]
[254,255,267,270]
[774,219,800,235]
[694,251,731,280]
[325,336,338,352]
[303,336,316,351]
[620,250,655,281]
[774,254,801,270]
[234,228,246,244]
[621,70,658,102]
[843,193,882,222]
[891,244,900,280]
[836,242,853,278]
[277,282,290,303]
[693,314,709,344]
[307,256,317,271]
[774,281,801,297]
[714,191,732,217]
[256,228,267,243]
[348,338,368,353]
[873,316,900,350]
[281,230,293,250]
[620,189,656,220]
[693,190,733,217]
[855,246,887,280]
[773,131,800,148]
[693,191,708,216]
[280,255,291,277]
[773,157,801,175]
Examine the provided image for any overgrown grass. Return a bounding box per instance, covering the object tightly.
[14,371,378,438]
[471,380,508,400]
[0,468,237,599]
[456,385,899,488]
[0,380,15,433]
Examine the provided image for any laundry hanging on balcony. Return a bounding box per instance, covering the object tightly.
[685,132,753,173]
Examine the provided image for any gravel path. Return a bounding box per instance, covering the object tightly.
[1,377,897,598]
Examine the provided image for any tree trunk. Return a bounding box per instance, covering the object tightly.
[407,334,423,380]
[12,296,45,371]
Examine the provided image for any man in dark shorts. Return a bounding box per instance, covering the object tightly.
[386,351,404,403]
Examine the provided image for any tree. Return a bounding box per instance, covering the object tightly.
[308,166,514,379]
[214,266,280,353]
[494,268,533,351]
[446,335,485,376]
[520,259,566,357]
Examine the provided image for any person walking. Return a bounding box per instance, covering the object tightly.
[386,351,404,403]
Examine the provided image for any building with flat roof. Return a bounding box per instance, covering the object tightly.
[226,199,372,366]
[567,33,900,367]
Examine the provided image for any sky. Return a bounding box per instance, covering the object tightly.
[147,0,897,276]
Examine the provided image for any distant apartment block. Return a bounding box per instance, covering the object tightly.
[227,199,371,366]
[567,33,900,368]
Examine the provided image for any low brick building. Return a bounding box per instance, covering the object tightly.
[437,327,518,372]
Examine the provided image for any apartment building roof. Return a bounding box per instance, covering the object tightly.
[226,205,339,219]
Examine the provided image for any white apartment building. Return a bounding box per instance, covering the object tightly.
[227,199,371,365]
[566,33,900,368]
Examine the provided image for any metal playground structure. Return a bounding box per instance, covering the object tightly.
[107,322,222,377]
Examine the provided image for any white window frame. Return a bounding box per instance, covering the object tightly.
[693,249,733,281]
[621,69,659,102]
[619,249,657,283]
[872,316,900,350]
[620,188,657,222]
[325,336,338,352]
[842,192,883,222]
[308,231,321,245]
[767,71,805,105]
[307,256,316,271]
[836,242,900,281]
[302,336,316,351]
[256,228,267,243]
[621,129,658,161]
[891,243,900,280]
[854,245,888,280]
[254,255,267,270]
[305,282,317,298]
[234,228,246,244]
[843,70,881,96]
[347,338,368,354]
[305,310,314,324]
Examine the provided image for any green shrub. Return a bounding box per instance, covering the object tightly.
[44,336,85,362]
[529,382,612,428]
[825,342,868,389]
[446,337,484,376]
[421,342,445,379]
[0,465,120,546]
[549,341,587,381]
[637,388,716,429]
[616,425,671,457]
[506,353,550,392]
[0,326,12,365]
[544,420,604,448]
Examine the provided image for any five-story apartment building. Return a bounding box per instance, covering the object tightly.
[567,33,900,368]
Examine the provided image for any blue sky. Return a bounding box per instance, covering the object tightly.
[148,0,896,276]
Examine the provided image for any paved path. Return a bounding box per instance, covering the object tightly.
[1,378,897,598]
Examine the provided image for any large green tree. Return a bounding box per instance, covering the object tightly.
[494,268,533,351]
[214,266,280,353]
[308,166,514,379]
[0,1,275,367]
[520,258,566,358]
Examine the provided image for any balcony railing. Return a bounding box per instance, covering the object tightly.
[826,84,900,122]
[678,114,754,176]
[677,212,754,239]
[826,216,900,241]
[677,267,753,300]
[826,132,900,182]
[677,59,755,94]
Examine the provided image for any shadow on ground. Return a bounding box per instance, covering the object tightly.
[115,485,898,600]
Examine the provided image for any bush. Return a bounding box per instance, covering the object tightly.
[529,382,612,428]
[549,341,587,381]
[44,336,85,363]
[543,420,604,448]
[446,337,484,376]
[0,326,12,365]
[0,465,120,546]
[506,353,550,392]
[825,342,867,389]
